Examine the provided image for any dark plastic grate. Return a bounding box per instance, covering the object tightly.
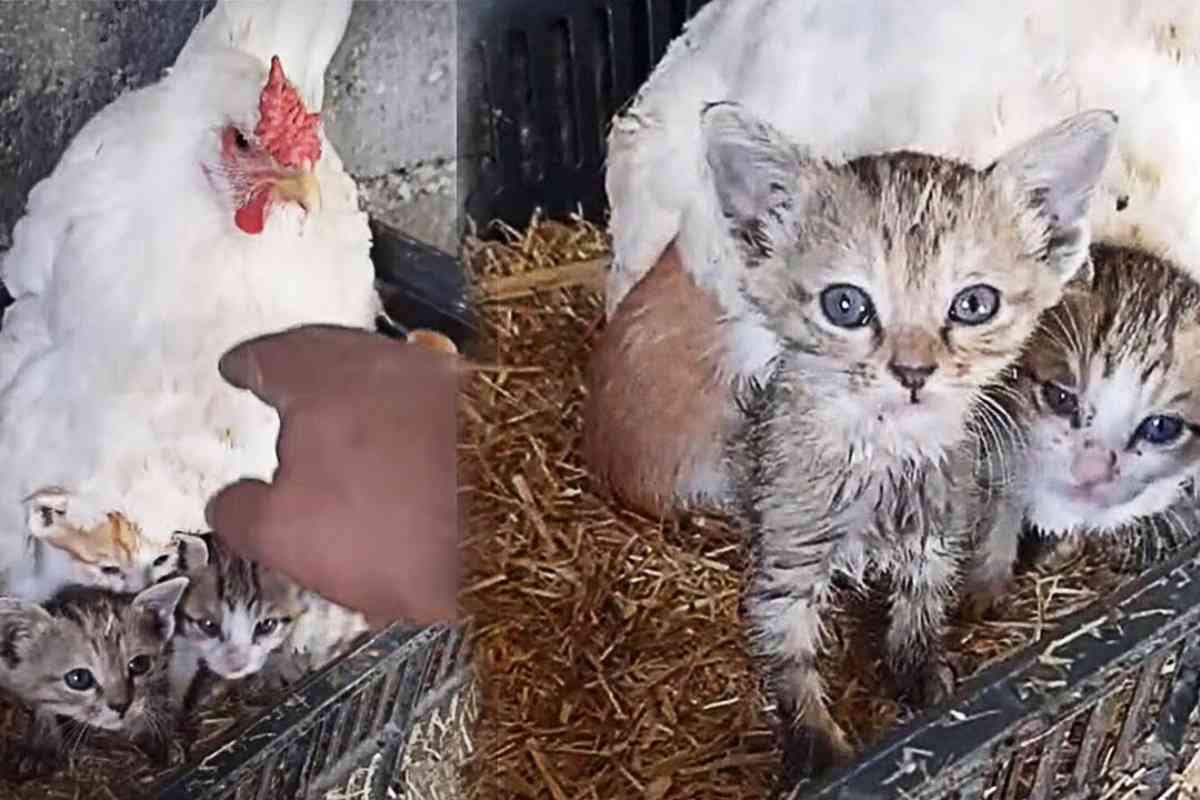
[793,539,1200,800]
[459,0,714,230]
[150,623,468,800]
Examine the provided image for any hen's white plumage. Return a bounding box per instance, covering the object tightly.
[0,0,379,584]
[606,0,1200,385]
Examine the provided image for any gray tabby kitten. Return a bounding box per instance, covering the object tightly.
[0,576,188,780]
[1014,242,1200,572]
[707,102,1118,780]
[168,533,306,711]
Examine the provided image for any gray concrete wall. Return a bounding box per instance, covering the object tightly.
[0,0,460,254]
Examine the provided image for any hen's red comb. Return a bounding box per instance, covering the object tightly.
[255,55,322,169]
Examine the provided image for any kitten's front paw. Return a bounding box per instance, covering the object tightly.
[780,721,854,785]
[893,655,956,708]
[1018,531,1083,575]
[961,577,1011,622]
[4,744,59,782]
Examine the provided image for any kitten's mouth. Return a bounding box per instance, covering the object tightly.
[92,714,127,732]
[1053,481,1122,512]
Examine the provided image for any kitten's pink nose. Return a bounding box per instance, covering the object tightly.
[1071,447,1117,487]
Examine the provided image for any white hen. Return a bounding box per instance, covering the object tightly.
[0,0,380,598]
[606,0,1200,389]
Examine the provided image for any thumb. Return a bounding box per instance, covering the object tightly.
[205,478,276,564]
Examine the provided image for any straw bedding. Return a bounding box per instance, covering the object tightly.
[0,677,282,799]
[459,216,1136,800]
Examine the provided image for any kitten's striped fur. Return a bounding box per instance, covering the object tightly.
[169,533,305,709]
[1016,242,1200,570]
[710,104,1116,780]
[0,578,187,779]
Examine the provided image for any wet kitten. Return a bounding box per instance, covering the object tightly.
[168,533,306,709]
[0,577,188,779]
[712,102,1117,780]
[2,488,207,603]
[1014,242,1200,572]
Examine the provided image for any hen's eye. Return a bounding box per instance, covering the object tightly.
[1135,414,1186,445]
[100,565,122,577]
[255,618,279,637]
[1041,382,1078,418]
[948,284,1001,325]
[64,668,95,692]
[128,655,153,676]
[819,284,874,328]
[233,130,250,151]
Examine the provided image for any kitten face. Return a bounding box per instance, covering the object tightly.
[1021,245,1200,534]
[24,490,207,593]
[175,535,306,680]
[703,104,1117,458]
[0,578,187,732]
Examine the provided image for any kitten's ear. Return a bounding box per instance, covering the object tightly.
[702,101,814,259]
[0,599,53,668]
[169,532,210,573]
[1063,253,1096,295]
[988,109,1118,281]
[133,576,189,639]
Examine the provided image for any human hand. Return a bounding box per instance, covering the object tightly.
[205,324,462,628]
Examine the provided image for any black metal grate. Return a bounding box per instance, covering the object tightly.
[459,0,714,230]
[151,623,468,800]
[795,539,1200,800]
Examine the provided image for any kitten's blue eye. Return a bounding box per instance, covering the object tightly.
[819,284,874,328]
[1041,382,1078,418]
[189,616,221,639]
[100,566,122,577]
[128,655,153,676]
[1135,415,1186,445]
[152,554,171,568]
[64,668,95,691]
[948,284,1000,325]
[255,618,279,637]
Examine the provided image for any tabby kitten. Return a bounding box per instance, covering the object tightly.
[1014,242,1200,571]
[708,102,1118,780]
[168,533,306,709]
[0,577,188,779]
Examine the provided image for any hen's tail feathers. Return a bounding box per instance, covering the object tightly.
[174,0,354,110]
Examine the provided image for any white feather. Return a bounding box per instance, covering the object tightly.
[0,0,378,585]
[606,0,1200,386]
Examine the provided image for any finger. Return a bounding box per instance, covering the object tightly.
[218,324,369,411]
[407,329,458,355]
[205,478,276,565]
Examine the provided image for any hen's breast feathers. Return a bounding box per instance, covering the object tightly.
[605,0,1200,316]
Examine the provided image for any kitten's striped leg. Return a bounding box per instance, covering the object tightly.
[885,535,959,707]
[746,533,851,782]
[7,709,63,781]
[963,498,1023,620]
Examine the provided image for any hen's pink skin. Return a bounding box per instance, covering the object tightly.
[582,240,731,516]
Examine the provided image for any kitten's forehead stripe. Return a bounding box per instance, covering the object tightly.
[844,151,979,287]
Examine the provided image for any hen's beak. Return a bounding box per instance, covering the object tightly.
[273,169,321,215]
